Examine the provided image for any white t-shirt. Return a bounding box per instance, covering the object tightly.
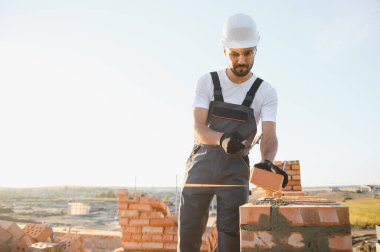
[192,69,278,123]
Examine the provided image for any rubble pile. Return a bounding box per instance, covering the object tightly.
[0,221,82,252]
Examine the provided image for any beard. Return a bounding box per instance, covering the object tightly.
[230,62,254,77]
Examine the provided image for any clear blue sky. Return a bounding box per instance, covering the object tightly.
[0,0,379,187]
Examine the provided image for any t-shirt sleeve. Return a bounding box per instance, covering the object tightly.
[192,74,212,109]
[260,88,278,122]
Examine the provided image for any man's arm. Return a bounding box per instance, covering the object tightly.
[260,121,278,162]
[193,107,223,145]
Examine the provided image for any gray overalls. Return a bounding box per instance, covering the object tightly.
[179,71,263,252]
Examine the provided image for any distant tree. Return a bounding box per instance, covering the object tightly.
[96,190,116,198]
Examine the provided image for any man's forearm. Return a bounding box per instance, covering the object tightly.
[260,134,278,162]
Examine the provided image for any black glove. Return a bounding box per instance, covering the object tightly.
[220,132,245,154]
[254,160,289,188]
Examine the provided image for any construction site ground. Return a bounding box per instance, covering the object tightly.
[1,186,379,250]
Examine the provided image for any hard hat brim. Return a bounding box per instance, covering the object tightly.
[222,38,260,49]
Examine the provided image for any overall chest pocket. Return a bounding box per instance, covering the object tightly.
[210,106,248,123]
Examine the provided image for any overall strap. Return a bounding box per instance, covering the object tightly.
[242,77,264,107]
[210,72,224,102]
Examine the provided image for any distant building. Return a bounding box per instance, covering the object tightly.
[67,202,90,215]
[361,185,380,193]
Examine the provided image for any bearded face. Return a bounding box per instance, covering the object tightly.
[225,47,256,77]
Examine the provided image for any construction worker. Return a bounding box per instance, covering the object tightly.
[178,13,280,252]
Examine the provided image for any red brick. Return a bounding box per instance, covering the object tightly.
[293,185,302,191]
[327,233,352,251]
[164,226,178,235]
[22,234,36,247]
[241,230,275,249]
[319,207,339,225]
[118,195,139,204]
[140,212,164,219]
[286,170,300,175]
[0,243,10,251]
[240,204,271,225]
[151,234,162,241]
[141,234,152,241]
[122,226,141,233]
[128,203,153,212]
[163,242,177,251]
[122,241,142,250]
[281,196,332,203]
[336,206,350,226]
[130,233,142,241]
[287,180,302,186]
[281,191,305,196]
[24,224,53,242]
[128,219,150,226]
[118,210,140,218]
[142,241,164,250]
[139,197,171,214]
[142,226,164,234]
[291,175,301,180]
[162,234,173,242]
[9,237,28,252]
[121,233,131,241]
[288,160,300,165]
[250,168,283,192]
[291,164,300,170]
[150,217,175,227]
[0,221,24,241]
[278,206,305,226]
[277,205,349,227]
[0,226,11,243]
[58,235,83,252]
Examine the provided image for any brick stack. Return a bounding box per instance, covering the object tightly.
[0,221,84,252]
[0,220,31,251]
[273,160,302,192]
[240,197,353,251]
[116,189,217,252]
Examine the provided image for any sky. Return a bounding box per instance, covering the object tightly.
[0,0,379,188]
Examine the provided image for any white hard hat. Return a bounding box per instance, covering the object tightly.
[221,13,260,49]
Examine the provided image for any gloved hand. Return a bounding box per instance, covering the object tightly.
[220,131,245,154]
[254,160,289,188]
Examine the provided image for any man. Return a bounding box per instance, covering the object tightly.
[178,13,279,252]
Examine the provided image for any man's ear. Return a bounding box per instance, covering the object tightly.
[223,48,226,56]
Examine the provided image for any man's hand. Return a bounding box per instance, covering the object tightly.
[220,132,245,154]
[254,160,288,188]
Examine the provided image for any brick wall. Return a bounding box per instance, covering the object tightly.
[240,198,352,251]
[241,159,353,251]
[116,189,217,252]
[273,160,302,191]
